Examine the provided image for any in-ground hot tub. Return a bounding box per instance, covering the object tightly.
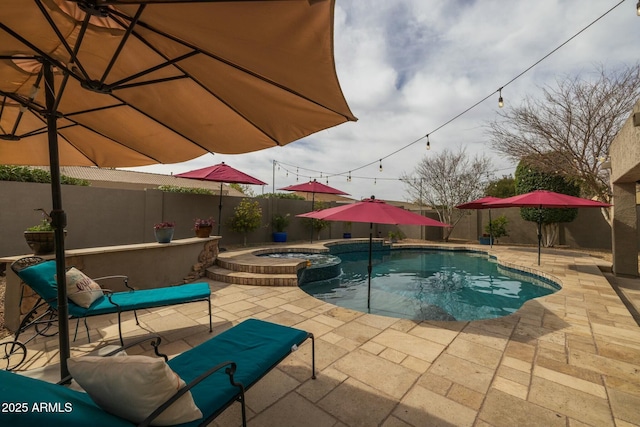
[257,252,342,285]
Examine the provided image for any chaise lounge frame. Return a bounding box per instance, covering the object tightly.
[5,256,212,369]
[0,318,316,427]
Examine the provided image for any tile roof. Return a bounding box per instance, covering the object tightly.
[31,166,248,196]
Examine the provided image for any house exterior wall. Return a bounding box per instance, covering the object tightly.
[609,99,640,276]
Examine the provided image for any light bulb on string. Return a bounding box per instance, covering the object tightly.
[426,134,431,150]
[374,178,377,185]
[326,177,329,184]
[348,172,351,182]
[637,0,640,16]
[379,160,383,172]
[498,88,504,108]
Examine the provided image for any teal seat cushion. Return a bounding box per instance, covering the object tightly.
[0,370,133,427]
[167,319,309,427]
[72,283,211,317]
[15,261,59,307]
[15,260,210,318]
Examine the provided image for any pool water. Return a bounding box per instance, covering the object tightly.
[300,249,560,321]
[258,252,339,266]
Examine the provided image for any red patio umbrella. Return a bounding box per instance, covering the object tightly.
[485,190,611,265]
[298,196,450,309]
[280,179,349,242]
[456,196,502,247]
[177,162,266,235]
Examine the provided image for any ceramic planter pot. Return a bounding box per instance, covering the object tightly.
[24,230,67,255]
[195,226,212,238]
[272,232,287,243]
[154,227,174,243]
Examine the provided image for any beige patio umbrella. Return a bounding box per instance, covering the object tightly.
[0,0,356,380]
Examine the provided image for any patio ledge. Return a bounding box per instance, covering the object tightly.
[1,237,220,332]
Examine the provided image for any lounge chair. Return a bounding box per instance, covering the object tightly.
[9,257,212,354]
[0,319,316,427]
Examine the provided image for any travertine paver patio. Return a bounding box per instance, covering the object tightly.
[5,242,640,427]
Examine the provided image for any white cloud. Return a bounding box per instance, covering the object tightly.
[129,0,640,202]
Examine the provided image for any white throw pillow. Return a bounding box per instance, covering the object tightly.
[64,267,103,308]
[68,355,202,426]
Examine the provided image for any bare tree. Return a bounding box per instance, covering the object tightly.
[402,148,492,240]
[487,63,640,224]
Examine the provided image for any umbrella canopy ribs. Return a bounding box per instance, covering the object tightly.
[0,0,355,381]
[0,0,357,165]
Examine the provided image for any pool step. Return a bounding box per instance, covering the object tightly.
[216,252,306,275]
[206,266,299,286]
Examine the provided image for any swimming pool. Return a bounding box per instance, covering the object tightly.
[300,249,560,321]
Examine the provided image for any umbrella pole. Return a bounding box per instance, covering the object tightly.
[488,208,493,248]
[310,192,315,243]
[537,207,542,265]
[44,60,70,381]
[367,222,373,311]
[218,182,223,236]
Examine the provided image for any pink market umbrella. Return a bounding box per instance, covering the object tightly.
[298,196,450,309]
[177,162,266,235]
[280,179,349,242]
[485,190,611,265]
[456,196,502,247]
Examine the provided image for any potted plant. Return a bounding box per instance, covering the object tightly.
[154,221,175,243]
[271,213,290,242]
[194,217,215,238]
[388,229,405,243]
[343,221,352,239]
[24,209,66,255]
[229,199,262,246]
[481,215,509,244]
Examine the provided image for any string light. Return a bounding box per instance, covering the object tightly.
[273,2,624,186]
[637,0,640,16]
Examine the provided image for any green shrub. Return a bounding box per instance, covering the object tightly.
[301,201,330,239]
[0,165,89,186]
[515,161,580,224]
[256,192,305,200]
[485,215,509,238]
[229,199,263,245]
[388,229,406,241]
[26,219,54,232]
[157,185,214,195]
[271,213,290,232]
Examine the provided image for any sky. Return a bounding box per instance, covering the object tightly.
[126,0,640,202]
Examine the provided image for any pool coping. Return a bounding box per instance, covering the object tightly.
[7,240,640,426]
